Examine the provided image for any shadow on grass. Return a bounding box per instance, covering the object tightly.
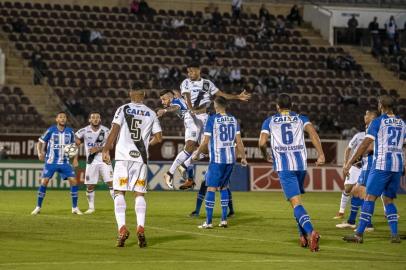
[126,234,196,247]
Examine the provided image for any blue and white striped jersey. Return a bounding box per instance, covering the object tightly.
[39,125,75,165]
[348,131,373,170]
[170,97,188,119]
[366,114,406,172]
[204,113,240,164]
[261,111,309,172]
[180,78,219,108]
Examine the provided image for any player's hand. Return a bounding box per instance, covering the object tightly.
[316,154,325,166]
[38,152,45,161]
[238,90,251,101]
[102,150,111,165]
[343,163,351,177]
[72,158,79,168]
[157,109,166,118]
[241,158,248,167]
[89,147,99,154]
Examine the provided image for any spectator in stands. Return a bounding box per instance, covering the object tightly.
[275,17,286,37]
[65,95,84,117]
[130,0,140,15]
[203,5,214,25]
[368,17,379,49]
[211,7,222,32]
[138,0,154,19]
[161,17,171,31]
[234,34,247,49]
[209,64,221,81]
[229,66,242,84]
[256,17,272,46]
[338,87,358,106]
[169,66,181,84]
[259,4,270,21]
[342,126,359,139]
[287,4,302,26]
[89,29,103,44]
[385,16,398,54]
[79,27,91,44]
[171,17,185,30]
[186,39,202,62]
[11,17,28,34]
[206,44,217,63]
[0,145,10,160]
[158,65,169,87]
[31,48,47,85]
[231,0,243,22]
[347,15,358,45]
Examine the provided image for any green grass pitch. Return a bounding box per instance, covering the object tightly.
[0,190,405,270]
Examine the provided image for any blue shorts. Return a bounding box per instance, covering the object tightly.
[357,170,370,186]
[205,163,234,188]
[277,171,307,200]
[42,163,76,180]
[366,169,402,199]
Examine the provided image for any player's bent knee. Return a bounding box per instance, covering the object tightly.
[207,186,217,192]
[365,194,378,201]
[134,192,145,197]
[344,184,354,194]
[41,178,50,186]
[184,141,196,152]
[382,195,393,205]
[87,185,95,192]
[289,195,302,207]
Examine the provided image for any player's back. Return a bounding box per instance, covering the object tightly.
[39,125,75,164]
[204,113,240,164]
[112,102,161,163]
[367,114,406,172]
[262,111,309,171]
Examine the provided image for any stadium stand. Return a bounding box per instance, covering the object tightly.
[0,1,404,137]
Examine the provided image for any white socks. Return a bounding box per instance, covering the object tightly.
[339,191,351,213]
[86,191,95,209]
[114,194,126,230]
[135,196,146,228]
[169,150,191,174]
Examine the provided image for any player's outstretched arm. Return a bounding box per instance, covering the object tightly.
[235,133,247,166]
[343,137,373,176]
[102,123,120,164]
[193,135,210,161]
[258,132,272,163]
[304,124,325,166]
[183,92,194,110]
[149,132,163,146]
[215,90,251,102]
[157,105,180,118]
[36,141,45,161]
[343,146,351,167]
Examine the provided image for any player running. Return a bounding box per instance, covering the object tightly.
[75,112,114,214]
[258,94,325,252]
[102,87,162,248]
[336,110,377,230]
[192,97,247,228]
[343,95,405,244]
[163,62,251,190]
[31,112,82,215]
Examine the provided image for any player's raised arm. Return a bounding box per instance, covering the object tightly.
[343,137,374,177]
[102,123,120,164]
[235,133,247,166]
[304,123,325,166]
[214,89,251,102]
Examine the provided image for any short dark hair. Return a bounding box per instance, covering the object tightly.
[277,94,292,110]
[56,111,67,117]
[379,95,395,109]
[186,62,200,69]
[130,81,145,91]
[366,109,378,117]
[88,111,101,118]
[159,89,175,96]
[214,96,227,108]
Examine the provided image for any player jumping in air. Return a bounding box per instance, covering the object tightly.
[75,112,114,214]
[103,87,162,248]
[259,94,325,252]
[163,62,251,190]
[31,112,82,215]
[192,97,247,228]
[336,110,377,230]
[343,95,405,244]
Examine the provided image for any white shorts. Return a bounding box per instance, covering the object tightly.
[113,160,147,193]
[344,166,361,185]
[184,113,208,143]
[85,163,113,185]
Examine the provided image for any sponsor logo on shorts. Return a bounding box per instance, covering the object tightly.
[119,177,128,186]
[136,179,146,186]
[191,131,197,137]
[129,150,140,158]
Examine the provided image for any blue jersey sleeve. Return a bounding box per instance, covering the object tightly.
[299,115,310,127]
[39,127,52,143]
[366,118,380,140]
[69,129,75,144]
[204,115,215,136]
[261,118,271,134]
[171,99,181,108]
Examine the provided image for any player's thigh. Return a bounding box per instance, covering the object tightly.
[357,170,369,187]
[85,164,99,185]
[58,163,76,180]
[366,169,391,197]
[128,162,147,193]
[345,166,361,185]
[382,172,402,199]
[277,171,301,200]
[99,163,113,183]
[113,161,130,191]
[206,163,222,188]
[41,163,57,179]
[219,164,234,188]
[296,171,307,195]
[184,116,199,143]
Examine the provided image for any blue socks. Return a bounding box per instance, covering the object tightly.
[220,189,229,221]
[227,188,234,214]
[295,217,307,236]
[205,191,215,224]
[348,196,363,224]
[194,180,207,214]
[37,185,47,207]
[385,203,398,235]
[356,200,375,235]
[187,166,194,179]
[70,185,79,208]
[293,205,314,235]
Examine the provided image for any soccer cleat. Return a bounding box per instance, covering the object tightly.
[299,235,308,248]
[198,222,213,229]
[343,234,363,243]
[137,226,147,248]
[71,207,83,215]
[84,208,95,214]
[333,212,345,219]
[164,173,174,189]
[31,207,41,215]
[227,211,235,218]
[308,231,320,252]
[390,235,401,244]
[179,179,196,190]
[336,222,356,229]
[116,226,130,247]
[189,211,199,217]
[177,164,188,180]
[218,221,228,228]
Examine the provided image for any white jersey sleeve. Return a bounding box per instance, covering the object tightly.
[75,127,86,140]
[348,133,359,149]
[112,106,125,126]
[208,79,219,96]
[152,114,162,134]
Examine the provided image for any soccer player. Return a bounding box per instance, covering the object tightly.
[163,62,251,190]
[343,95,405,244]
[102,87,162,248]
[31,112,82,215]
[192,96,247,228]
[258,94,325,252]
[336,110,377,230]
[75,112,114,214]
